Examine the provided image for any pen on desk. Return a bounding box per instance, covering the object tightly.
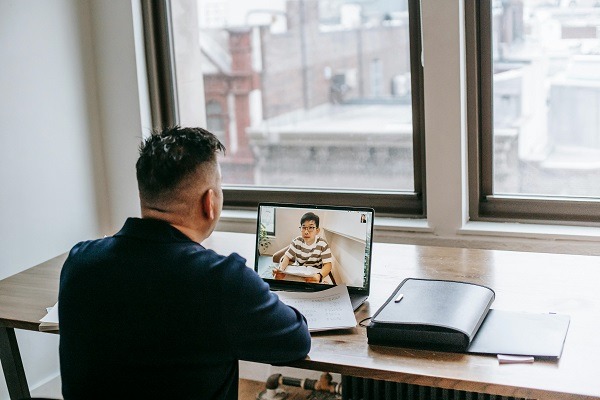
[394,293,404,303]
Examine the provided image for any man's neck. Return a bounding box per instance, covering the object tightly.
[141,207,207,244]
[169,222,207,243]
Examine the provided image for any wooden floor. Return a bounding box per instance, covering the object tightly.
[30,377,323,399]
[239,378,318,400]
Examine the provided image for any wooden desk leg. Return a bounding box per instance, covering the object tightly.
[0,327,30,399]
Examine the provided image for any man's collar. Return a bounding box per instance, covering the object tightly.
[114,217,195,243]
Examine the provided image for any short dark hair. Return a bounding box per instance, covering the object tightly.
[136,126,225,200]
[300,212,319,228]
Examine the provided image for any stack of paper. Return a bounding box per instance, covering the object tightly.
[39,302,59,332]
[276,285,356,332]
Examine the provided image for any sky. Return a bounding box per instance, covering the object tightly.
[198,0,287,28]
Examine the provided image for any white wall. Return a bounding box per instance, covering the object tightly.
[323,212,367,242]
[0,0,145,398]
[0,2,99,397]
[325,233,365,286]
[0,0,102,279]
[87,0,147,230]
[267,208,306,252]
[422,0,468,237]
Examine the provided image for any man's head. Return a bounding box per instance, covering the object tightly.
[136,126,225,240]
[299,212,320,243]
[136,126,225,201]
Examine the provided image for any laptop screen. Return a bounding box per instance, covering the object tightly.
[254,203,374,297]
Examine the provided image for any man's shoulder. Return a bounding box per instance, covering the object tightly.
[191,248,248,270]
[67,236,114,259]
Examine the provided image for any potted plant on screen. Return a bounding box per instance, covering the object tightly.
[258,223,271,255]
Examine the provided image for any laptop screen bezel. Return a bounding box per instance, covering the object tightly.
[254,202,374,297]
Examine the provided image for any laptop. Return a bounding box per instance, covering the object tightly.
[254,202,374,311]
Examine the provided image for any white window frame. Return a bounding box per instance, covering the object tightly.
[465,0,600,226]
[141,0,426,218]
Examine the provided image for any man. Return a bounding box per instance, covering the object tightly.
[58,127,311,399]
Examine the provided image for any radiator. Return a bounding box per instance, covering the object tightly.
[341,376,529,400]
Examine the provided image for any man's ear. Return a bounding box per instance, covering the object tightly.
[201,189,216,220]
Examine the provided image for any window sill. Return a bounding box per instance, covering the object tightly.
[460,221,600,240]
[218,210,600,256]
[218,209,434,235]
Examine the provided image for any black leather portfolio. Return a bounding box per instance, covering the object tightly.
[367,278,570,358]
[467,309,570,358]
[367,278,495,352]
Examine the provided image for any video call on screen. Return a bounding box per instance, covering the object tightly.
[256,205,373,289]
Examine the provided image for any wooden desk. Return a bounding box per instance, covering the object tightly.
[0,253,65,399]
[1,233,600,399]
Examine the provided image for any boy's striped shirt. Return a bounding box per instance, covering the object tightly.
[284,236,333,269]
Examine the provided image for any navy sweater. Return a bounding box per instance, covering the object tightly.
[59,218,310,399]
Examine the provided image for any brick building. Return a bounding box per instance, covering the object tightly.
[200,0,411,186]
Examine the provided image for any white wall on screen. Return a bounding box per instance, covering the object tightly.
[324,232,365,287]
[267,208,306,253]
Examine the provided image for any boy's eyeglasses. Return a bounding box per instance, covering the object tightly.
[299,226,317,231]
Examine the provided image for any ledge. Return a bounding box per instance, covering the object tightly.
[218,210,433,235]
[459,221,600,242]
[217,209,600,256]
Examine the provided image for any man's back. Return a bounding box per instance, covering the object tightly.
[59,218,310,399]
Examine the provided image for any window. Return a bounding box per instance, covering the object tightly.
[143,0,425,217]
[206,100,226,143]
[466,0,600,224]
[370,58,384,97]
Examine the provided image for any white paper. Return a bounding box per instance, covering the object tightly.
[40,302,59,323]
[276,285,356,332]
[275,264,321,278]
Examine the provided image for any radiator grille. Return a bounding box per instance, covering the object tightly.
[341,376,529,400]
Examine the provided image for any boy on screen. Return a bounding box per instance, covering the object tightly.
[273,212,333,284]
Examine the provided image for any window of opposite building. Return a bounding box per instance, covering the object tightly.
[466,0,600,225]
[206,100,226,144]
[145,0,425,217]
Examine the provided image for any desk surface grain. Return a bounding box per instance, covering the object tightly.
[0,253,65,331]
[1,232,599,399]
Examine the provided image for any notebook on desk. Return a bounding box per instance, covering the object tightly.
[254,202,374,311]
